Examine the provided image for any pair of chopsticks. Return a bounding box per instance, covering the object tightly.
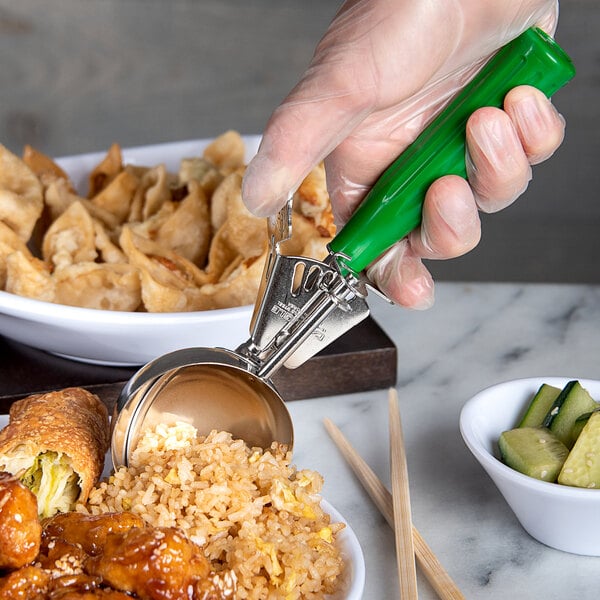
[323,389,464,600]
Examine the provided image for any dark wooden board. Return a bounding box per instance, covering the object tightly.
[0,316,396,414]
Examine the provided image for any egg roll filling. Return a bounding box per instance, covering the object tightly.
[3,449,80,518]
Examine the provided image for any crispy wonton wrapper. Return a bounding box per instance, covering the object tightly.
[87,142,123,198]
[5,251,55,302]
[119,226,212,312]
[0,145,43,241]
[42,200,97,269]
[45,178,121,230]
[54,262,141,311]
[127,163,174,223]
[0,387,110,518]
[22,144,72,189]
[0,222,33,289]
[203,129,246,173]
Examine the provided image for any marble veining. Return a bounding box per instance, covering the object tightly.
[286,281,600,599]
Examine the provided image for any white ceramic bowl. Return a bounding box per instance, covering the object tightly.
[0,291,253,366]
[0,137,263,366]
[460,376,600,556]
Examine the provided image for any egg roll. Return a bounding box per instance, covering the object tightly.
[0,387,109,518]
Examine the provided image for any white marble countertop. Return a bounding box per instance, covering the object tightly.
[286,281,600,599]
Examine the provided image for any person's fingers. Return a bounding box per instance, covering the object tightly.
[408,175,482,259]
[365,176,478,309]
[465,106,532,213]
[503,85,566,165]
[365,239,435,310]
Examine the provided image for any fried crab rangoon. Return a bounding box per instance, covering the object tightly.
[0,131,336,312]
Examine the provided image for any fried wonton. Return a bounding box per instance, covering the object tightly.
[128,201,176,241]
[210,170,239,233]
[0,222,33,289]
[210,171,267,258]
[22,145,72,189]
[119,226,211,312]
[152,180,211,266]
[197,226,241,285]
[88,142,123,198]
[127,163,174,223]
[293,163,336,238]
[5,251,55,302]
[178,156,223,197]
[42,201,97,269]
[93,220,127,264]
[54,262,141,311]
[0,145,43,241]
[279,163,335,260]
[45,178,121,230]
[221,189,267,258]
[91,170,139,224]
[203,130,245,174]
[192,250,267,310]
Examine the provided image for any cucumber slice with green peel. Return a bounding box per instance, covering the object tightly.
[542,380,579,428]
[569,408,600,447]
[499,427,569,482]
[546,381,598,448]
[558,411,600,488]
[518,384,561,428]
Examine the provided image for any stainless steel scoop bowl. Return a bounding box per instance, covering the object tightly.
[111,347,294,467]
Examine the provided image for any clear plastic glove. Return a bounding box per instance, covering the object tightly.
[242,0,566,309]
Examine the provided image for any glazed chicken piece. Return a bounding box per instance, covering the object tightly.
[86,526,230,600]
[0,471,42,570]
[41,510,146,556]
[35,512,147,598]
[0,564,50,599]
[47,574,133,599]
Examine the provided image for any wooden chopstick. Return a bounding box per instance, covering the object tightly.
[323,417,465,600]
[388,388,418,599]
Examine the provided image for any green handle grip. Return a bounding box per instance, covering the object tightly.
[329,28,575,275]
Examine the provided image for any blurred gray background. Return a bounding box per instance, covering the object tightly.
[0,0,597,284]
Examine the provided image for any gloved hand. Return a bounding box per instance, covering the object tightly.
[242,0,566,309]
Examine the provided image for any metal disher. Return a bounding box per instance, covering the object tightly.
[111,28,575,467]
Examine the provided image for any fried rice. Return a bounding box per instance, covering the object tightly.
[78,423,345,599]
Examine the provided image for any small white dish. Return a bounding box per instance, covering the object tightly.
[460,376,600,555]
[0,413,365,598]
[0,137,263,367]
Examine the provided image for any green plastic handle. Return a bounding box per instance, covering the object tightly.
[329,28,575,276]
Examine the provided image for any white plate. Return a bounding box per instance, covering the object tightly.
[0,414,365,599]
[0,137,264,367]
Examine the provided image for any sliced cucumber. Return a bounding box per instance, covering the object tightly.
[558,411,600,488]
[546,381,598,448]
[518,383,561,428]
[542,380,578,428]
[569,408,600,446]
[499,427,569,482]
